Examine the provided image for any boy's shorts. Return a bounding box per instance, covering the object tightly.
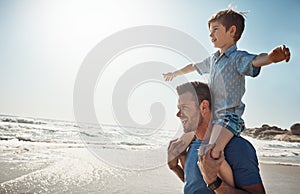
[212,113,245,136]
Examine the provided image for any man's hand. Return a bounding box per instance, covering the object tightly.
[268,45,291,63]
[167,132,194,182]
[167,138,186,182]
[168,138,185,167]
[198,148,266,193]
[198,144,225,185]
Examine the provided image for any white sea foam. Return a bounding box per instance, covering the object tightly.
[243,135,300,166]
[1,115,300,165]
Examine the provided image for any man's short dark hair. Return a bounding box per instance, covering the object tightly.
[176,81,211,109]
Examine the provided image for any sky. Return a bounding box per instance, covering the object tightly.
[1,0,299,130]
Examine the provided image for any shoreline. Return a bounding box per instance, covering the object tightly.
[259,161,300,167]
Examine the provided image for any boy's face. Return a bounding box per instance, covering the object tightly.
[209,21,235,52]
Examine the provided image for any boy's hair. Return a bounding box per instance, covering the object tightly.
[208,9,245,42]
[176,81,211,109]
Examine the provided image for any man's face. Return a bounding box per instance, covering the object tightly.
[177,92,201,133]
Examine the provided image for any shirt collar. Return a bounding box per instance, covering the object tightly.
[213,44,237,58]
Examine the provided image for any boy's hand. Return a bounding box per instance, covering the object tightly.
[163,72,176,81]
[268,45,291,63]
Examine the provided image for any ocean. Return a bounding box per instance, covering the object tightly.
[0,114,299,193]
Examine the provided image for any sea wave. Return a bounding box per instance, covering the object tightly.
[0,116,46,125]
[259,160,300,167]
[1,114,300,166]
[119,142,148,146]
[243,135,300,166]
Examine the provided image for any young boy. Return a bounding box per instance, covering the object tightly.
[163,9,290,187]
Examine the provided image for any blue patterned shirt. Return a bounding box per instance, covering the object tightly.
[194,45,260,120]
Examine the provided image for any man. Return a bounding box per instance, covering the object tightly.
[168,81,265,193]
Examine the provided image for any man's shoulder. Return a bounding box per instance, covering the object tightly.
[225,136,255,152]
[225,136,262,188]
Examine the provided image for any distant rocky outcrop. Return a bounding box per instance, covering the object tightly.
[242,123,300,143]
[291,123,300,135]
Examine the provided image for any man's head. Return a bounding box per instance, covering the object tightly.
[176,82,211,133]
[208,9,245,42]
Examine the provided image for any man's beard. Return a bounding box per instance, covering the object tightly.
[183,114,201,133]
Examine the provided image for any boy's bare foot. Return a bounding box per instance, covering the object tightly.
[168,131,195,160]
[198,143,215,158]
[178,131,195,154]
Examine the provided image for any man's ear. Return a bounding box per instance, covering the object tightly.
[200,100,210,115]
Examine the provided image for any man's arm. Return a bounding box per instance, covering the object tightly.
[198,149,266,194]
[252,45,290,67]
[167,138,186,182]
[167,132,195,182]
[211,179,265,194]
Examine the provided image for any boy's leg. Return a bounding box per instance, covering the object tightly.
[209,124,233,159]
[209,124,234,187]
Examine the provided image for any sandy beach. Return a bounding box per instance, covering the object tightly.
[259,163,300,194]
[1,145,299,194]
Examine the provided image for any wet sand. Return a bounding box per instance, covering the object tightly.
[2,162,299,194]
[259,163,300,194]
[1,146,299,194]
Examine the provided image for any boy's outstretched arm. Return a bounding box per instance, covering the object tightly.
[163,64,195,81]
[252,45,291,67]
